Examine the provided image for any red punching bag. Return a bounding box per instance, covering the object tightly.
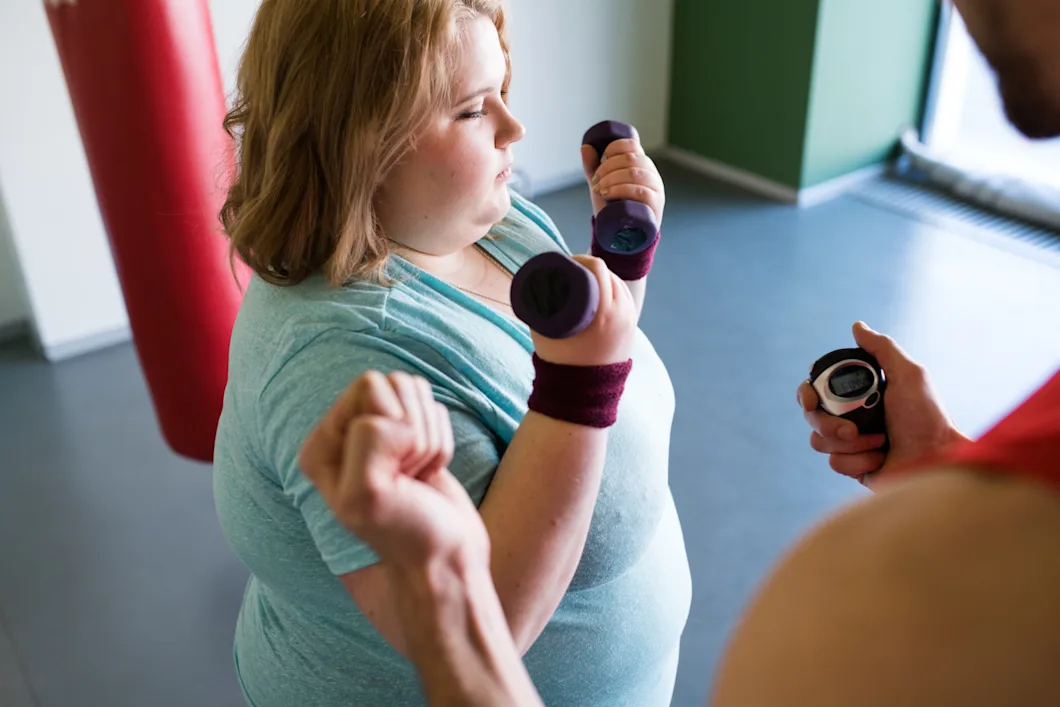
[45,0,248,463]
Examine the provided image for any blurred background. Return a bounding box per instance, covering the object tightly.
[1,1,1058,706]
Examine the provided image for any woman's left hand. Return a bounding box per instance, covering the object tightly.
[581,129,665,227]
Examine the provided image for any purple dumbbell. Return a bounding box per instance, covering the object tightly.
[582,120,660,257]
[511,252,600,339]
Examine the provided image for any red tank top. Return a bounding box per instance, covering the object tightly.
[933,370,1060,489]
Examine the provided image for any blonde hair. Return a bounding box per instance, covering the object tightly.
[220,0,510,287]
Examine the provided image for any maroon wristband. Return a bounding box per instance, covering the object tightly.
[590,216,659,281]
[527,354,633,428]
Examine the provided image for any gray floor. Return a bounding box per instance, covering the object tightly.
[2,161,1059,707]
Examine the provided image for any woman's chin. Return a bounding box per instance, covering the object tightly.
[486,187,512,221]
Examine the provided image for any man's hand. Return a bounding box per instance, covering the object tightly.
[797,322,968,488]
[581,128,665,227]
[299,370,488,568]
[300,372,543,707]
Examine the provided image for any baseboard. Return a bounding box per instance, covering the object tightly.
[0,319,29,346]
[659,146,887,207]
[42,325,131,362]
[658,146,799,204]
[797,163,888,208]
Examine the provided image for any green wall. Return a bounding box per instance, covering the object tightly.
[668,0,821,189]
[801,0,939,188]
[668,0,938,192]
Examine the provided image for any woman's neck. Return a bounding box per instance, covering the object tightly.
[396,243,466,275]
[395,241,478,279]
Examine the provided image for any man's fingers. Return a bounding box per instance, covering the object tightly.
[318,371,389,443]
[852,322,917,375]
[810,431,888,455]
[387,372,429,472]
[300,372,386,483]
[361,370,405,419]
[803,408,861,442]
[414,377,440,474]
[829,450,887,478]
[337,416,410,527]
[432,401,455,477]
[426,467,479,515]
[410,379,453,482]
[796,380,819,412]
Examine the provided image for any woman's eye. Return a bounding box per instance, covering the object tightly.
[458,107,488,120]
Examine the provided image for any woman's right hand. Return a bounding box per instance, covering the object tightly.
[797,322,969,488]
[530,255,637,367]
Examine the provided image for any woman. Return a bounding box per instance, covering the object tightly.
[212,1,691,705]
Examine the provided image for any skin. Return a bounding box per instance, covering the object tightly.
[951,0,1060,137]
[710,467,1060,707]
[374,17,523,260]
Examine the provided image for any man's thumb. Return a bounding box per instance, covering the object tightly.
[852,322,911,373]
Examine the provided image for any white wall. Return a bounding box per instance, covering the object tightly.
[0,1,129,359]
[0,195,29,333]
[506,0,675,193]
[209,0,257,103]
[0,0,672,357]
[208,0,676,195]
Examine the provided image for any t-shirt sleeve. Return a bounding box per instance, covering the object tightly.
[929,370,1060,488]
[256,328,504,577]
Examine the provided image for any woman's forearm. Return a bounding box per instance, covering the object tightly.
[394,558,543,707]
[478,411,609,652]
[627,277,646,320]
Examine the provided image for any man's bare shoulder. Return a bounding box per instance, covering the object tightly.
[712,467,1060,707]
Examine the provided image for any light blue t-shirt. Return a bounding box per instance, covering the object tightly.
[213,192,692,707]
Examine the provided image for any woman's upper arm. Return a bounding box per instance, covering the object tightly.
[339,565,409,656]
[256,330,504,648]
[258,334,391,575]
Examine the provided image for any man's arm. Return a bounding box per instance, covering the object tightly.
[343,409,609,657]
[299,372,544,707]
[711,467,1060,707]
[392,557,543,707]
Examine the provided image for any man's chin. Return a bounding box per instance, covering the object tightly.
[998,71,1060,139]
[1002,100,1060,139]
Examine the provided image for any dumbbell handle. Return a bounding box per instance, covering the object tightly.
[582,120,637,164]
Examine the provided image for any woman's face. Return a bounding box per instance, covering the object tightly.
[376,15,525,256]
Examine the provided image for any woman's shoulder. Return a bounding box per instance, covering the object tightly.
[240,272,389,334]
[231,273,478,395]
[229,275,396,387]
